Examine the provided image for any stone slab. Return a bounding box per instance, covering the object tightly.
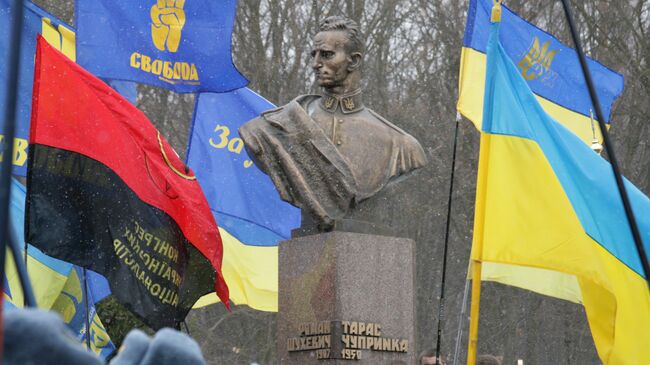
[278,231,415,364]
[291,218,396,238]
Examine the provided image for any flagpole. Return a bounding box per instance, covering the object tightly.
[559,0,650,288]
[0,0,24,272]
[452,271,470,365]
[8,233,35,307]
[467,3,502,364]
[0,0,26,357]
[434,113,461,364]
[466,260,482,365]
[24,234,28,307]
[466,133,492,365]
[83,268,92,350]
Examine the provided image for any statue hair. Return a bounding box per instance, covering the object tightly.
[318,16,365,55]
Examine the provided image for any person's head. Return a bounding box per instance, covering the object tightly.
[4,309,104,365]
[110,328,207,365]
[311,16,364,92]
[477,354,502,365]
[419,348,446,365]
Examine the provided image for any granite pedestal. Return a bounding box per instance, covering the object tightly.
[278,231,415,364]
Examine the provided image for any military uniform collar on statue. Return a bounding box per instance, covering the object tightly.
[319,89,364,114]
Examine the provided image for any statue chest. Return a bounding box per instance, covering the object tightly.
[310,110,395,193]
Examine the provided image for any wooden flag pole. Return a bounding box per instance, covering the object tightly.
[466,260,483,365]
[465,133,493,365]
[467,2,502,363]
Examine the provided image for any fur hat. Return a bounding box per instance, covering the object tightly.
[4,309,104,365]
[110,328,206,365]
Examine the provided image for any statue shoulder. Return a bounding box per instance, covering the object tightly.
[241,94,320,137]
[366,108,409,136]
[366,108,427,167]
[258,94,320,119]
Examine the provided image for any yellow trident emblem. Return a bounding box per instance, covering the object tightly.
[151,0,186,53]
[343,97,355,110]
[518,37,557,81]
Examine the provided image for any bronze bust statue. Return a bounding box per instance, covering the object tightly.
[240,16,427,229]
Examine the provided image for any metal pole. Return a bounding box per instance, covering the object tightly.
[1,0,26,358]
[23,239,28,307]
[452,274,471,365]
[559,0,650,288]
[435,114,461,364]
[183,320,191,336]
[83,268,92,350]
[8,233,35,307]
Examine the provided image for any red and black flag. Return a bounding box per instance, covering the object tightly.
[25,37,229,329]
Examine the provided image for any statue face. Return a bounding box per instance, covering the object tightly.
[311,30,352,89]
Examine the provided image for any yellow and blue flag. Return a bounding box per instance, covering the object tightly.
[0,0,135,176]
[186,89,300,311]
[76,0,248,93]
[471,21,650,364]
[458,0,624,144]
[4,179,116,358]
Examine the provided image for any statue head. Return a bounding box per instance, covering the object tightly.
[311,16,364,94]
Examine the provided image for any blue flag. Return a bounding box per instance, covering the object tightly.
[76,0,248,93]
[0,0,136,176]
[186,88,300,311]
[4,179,115,358]
[0,0,64,176]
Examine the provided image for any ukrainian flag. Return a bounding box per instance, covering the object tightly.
[458,0,624,145]
[469,20,650,364]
